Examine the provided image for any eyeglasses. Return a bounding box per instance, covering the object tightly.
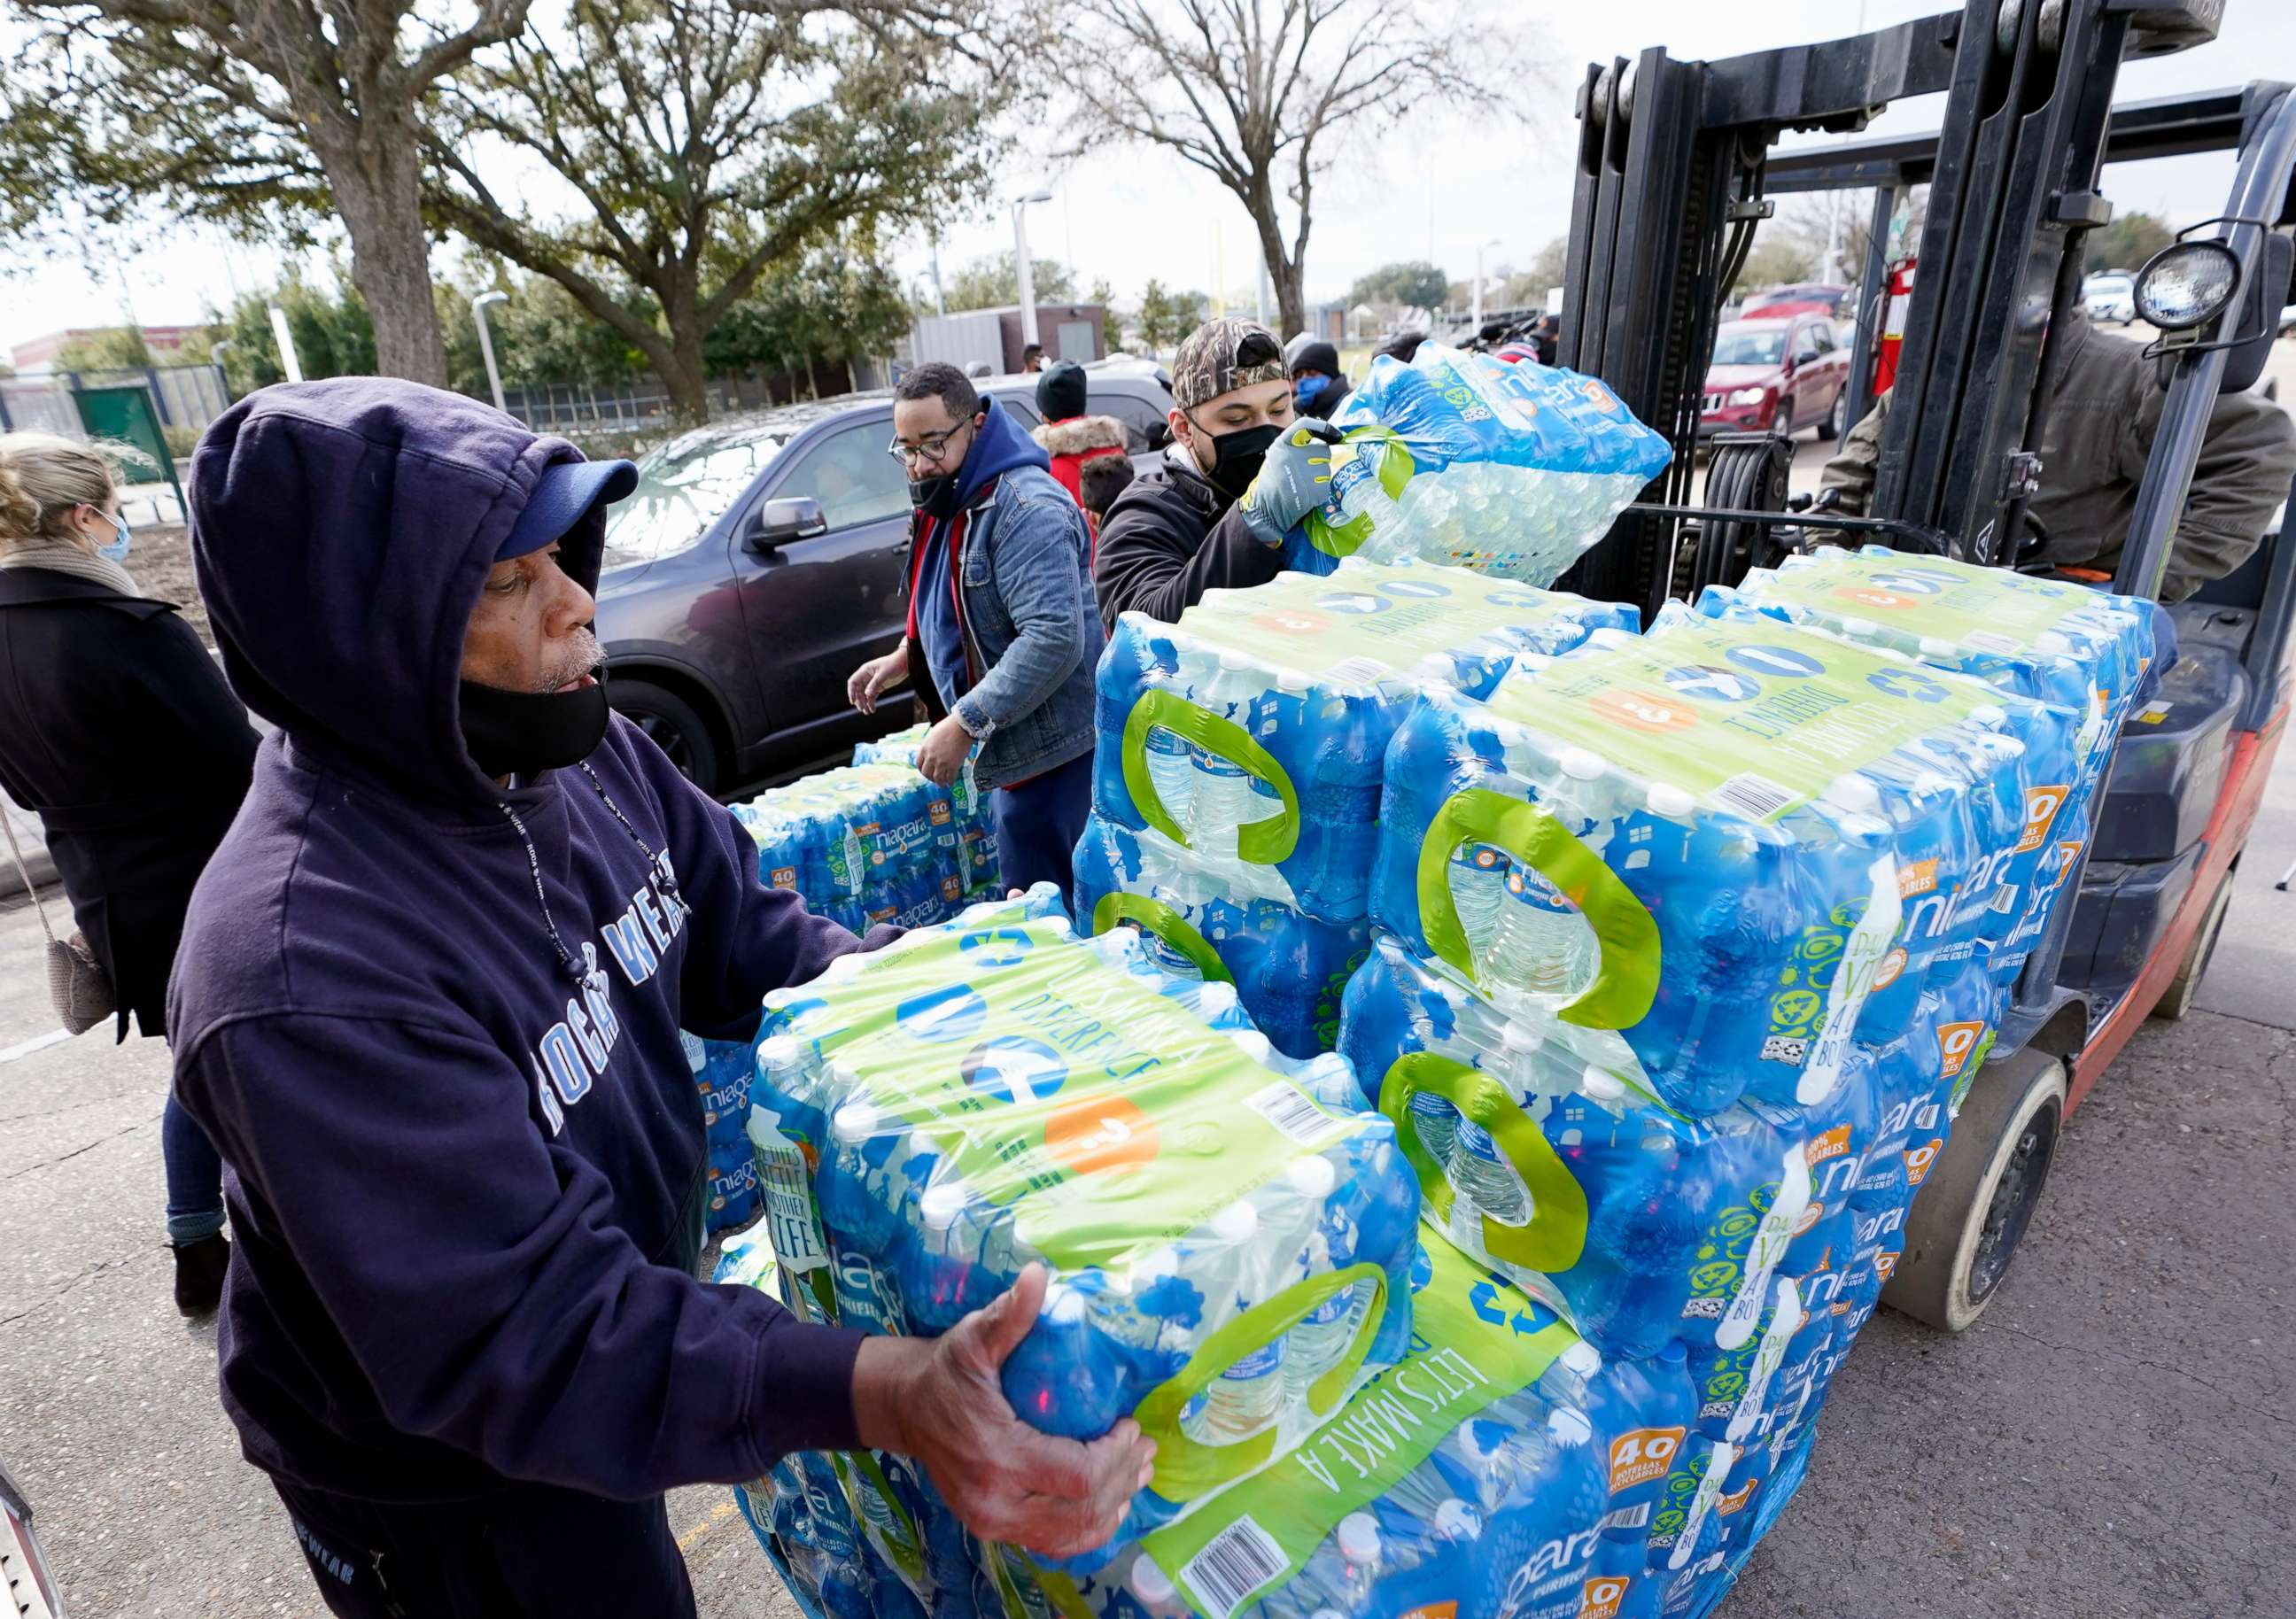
[887,422,971,466]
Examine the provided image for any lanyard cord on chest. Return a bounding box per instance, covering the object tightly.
[497,763,692,988]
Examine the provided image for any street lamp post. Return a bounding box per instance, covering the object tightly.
[1012,190,1053,357]
[1473,237,1502,329]
[266,304,304,383]
[472,290,510,414]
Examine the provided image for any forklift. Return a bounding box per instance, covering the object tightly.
[1554,1,2294,1331]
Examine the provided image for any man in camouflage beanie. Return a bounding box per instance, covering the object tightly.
[1095,317,1340,628]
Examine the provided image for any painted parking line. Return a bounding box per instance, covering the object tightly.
[0,1029,74,1063]
[677,1498,739,1555]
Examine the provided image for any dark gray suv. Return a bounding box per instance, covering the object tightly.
[593,368,1174,794]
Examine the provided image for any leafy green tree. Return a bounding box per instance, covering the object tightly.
[423,0,997,422]
[943,252,1078,312]
[2084,211,2174,275]
[54,327,156,371]
[706,247,911,396]
[438,268,653,395]
[5,0,534,384]
[193,271,379,394]
[1136,280,1206,352]
[1349,261,1450,310]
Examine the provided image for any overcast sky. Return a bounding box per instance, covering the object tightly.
[6,0,2292,352]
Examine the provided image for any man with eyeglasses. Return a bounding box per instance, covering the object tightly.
[847,364,1103,904]
[1095,318,1344,630]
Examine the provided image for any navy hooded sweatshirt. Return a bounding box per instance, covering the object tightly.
[170,380,880,1505]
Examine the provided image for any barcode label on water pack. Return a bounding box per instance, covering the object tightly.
[1710,772,1799,823]
[1182,1516,1287,1617]
[1321,655,1391,688]
[1244,1081,1338,1147]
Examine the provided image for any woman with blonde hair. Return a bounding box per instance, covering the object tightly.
[0,430,257,1313]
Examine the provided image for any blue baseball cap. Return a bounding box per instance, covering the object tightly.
[499,458,640,561]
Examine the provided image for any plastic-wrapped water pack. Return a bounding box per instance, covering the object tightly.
[733,762,989,935]
[1337,934,1860,1361]
[853,727,1003,901]
[1279,345,1671,584]
[1073,816,1370,1059]
[1371,607,2079,1115]
[745,900,1422,1554]
[1695,546,2160,982]
[1094,562,1636,923]
[687,1032,761,1232]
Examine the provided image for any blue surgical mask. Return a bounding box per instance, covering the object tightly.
[1293,374,1331,407]
[90,509,131,563]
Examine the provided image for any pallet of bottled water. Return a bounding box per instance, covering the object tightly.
[1280,344,1672,585]
[1370,605,2080,1116]
[853,727,1003,901]
[741,893,1422,1561]
[1695,546,2160,983]
[1072,815,1370,1059]
[1094,560,1638,925]
[731,762,989,937]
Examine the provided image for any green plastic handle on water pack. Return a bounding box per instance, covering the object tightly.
[1378,1051,1589,1274]
[1121,688,1300,865]
[1090,892,1233,982]
[1131,1259,1386,1501]
[1302,426,1417,559]
[1416,786,1661,1030]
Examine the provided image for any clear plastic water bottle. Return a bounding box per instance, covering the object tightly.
[1191,653,1262,861]
[1336,1513,1383,1614]
[1143,719,1196,840]
[1452,1114,1531,1228]
[1283,1228,1358,1406]
[1487,859,1594,995]
[1448,839,1509,960]
[1189,1204,1286,1442]
[1129,1553,1191,1619]
[1407,1088,1462,1184]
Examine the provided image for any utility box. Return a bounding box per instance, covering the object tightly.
[906,306,1107,375]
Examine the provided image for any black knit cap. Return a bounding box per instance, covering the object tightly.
[1036,360,1088,422]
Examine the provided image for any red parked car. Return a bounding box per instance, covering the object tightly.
[1741,282,1852,319]
[1698,314,1855,440]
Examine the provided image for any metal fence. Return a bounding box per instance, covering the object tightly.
[0,365,233,438]
[497,358,893,439]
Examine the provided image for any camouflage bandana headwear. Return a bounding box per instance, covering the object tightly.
[1172,319,1288,410]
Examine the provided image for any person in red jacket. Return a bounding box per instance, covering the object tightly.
[1029,361,1129,513]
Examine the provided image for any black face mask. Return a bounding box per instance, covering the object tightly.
[1194,422,1283,501]
[459,678,610,781]
[908,473,959,516]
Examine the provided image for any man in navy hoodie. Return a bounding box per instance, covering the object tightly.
[170,381,1152,1616]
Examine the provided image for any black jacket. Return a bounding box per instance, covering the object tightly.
[0,568,258,1039]
[1093,450,1286,631]
[1299,376,1353,422]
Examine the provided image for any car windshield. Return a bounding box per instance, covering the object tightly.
[2088,275,2132,293]
[603,428,790,566]
[1711,327,1787,366]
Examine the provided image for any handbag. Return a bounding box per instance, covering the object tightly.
[2,806,115,1035]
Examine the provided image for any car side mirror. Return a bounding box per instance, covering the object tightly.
[745,496,827,554]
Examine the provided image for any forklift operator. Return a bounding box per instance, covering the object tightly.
[1821,309,2296,601]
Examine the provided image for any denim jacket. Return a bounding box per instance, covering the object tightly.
[908,462,1103,791]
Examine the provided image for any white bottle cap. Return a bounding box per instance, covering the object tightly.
[757,1034,801,1068]
[1560,1340,1604,1379]
[1196,982,1240,1018]
[1918,636,1959,658]
[1969,703,2007,728]
[1588,627,1635,650]
[1220,650,1255,672]
[1549,1405,1594,1445]
[830,1096,877,1143]
[1130,1554,1175,1605]
[823,952,865,981]
[1044,915,1074,936]
[1286,1156,1337,1198]
[1558,747,1606,781]
[1501,1022,1540,1055]
[1823,774,1881,814]
[1646,782,1696,819]
[1433,1498,1480,1540]
[1044,1282,1086,1324]
[1579,1065,1626,1102]
[1336,1513,1381,1565]
[1229,1030,1275,1065]
[919,1181,968,1232]
[1210,1200,1260,1244]
[1277,667,1311,692]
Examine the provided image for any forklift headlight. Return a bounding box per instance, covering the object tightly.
[2133,240,2240,331]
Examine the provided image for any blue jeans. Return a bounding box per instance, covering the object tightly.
[991,748,1094,915]
[163,1092,227,1245]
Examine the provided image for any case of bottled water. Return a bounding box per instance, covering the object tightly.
[1281,345,1672,585]
[1371,607,2078,1116]
[1071,815,1371,1058]
[687,1033,762,1232]
[1695,546,2160,986]
[733,762,987,936]
[1094,562,1637,924]
[742,896,1421,1558]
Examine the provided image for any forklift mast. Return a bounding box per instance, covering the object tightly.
[1557,0,2226,624]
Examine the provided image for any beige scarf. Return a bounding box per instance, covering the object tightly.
[0,539,143,600]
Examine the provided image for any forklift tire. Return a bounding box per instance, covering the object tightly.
[1819,390,1846,441]
[1884,1046,2066,1334]
[2151,869,2234,1023]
